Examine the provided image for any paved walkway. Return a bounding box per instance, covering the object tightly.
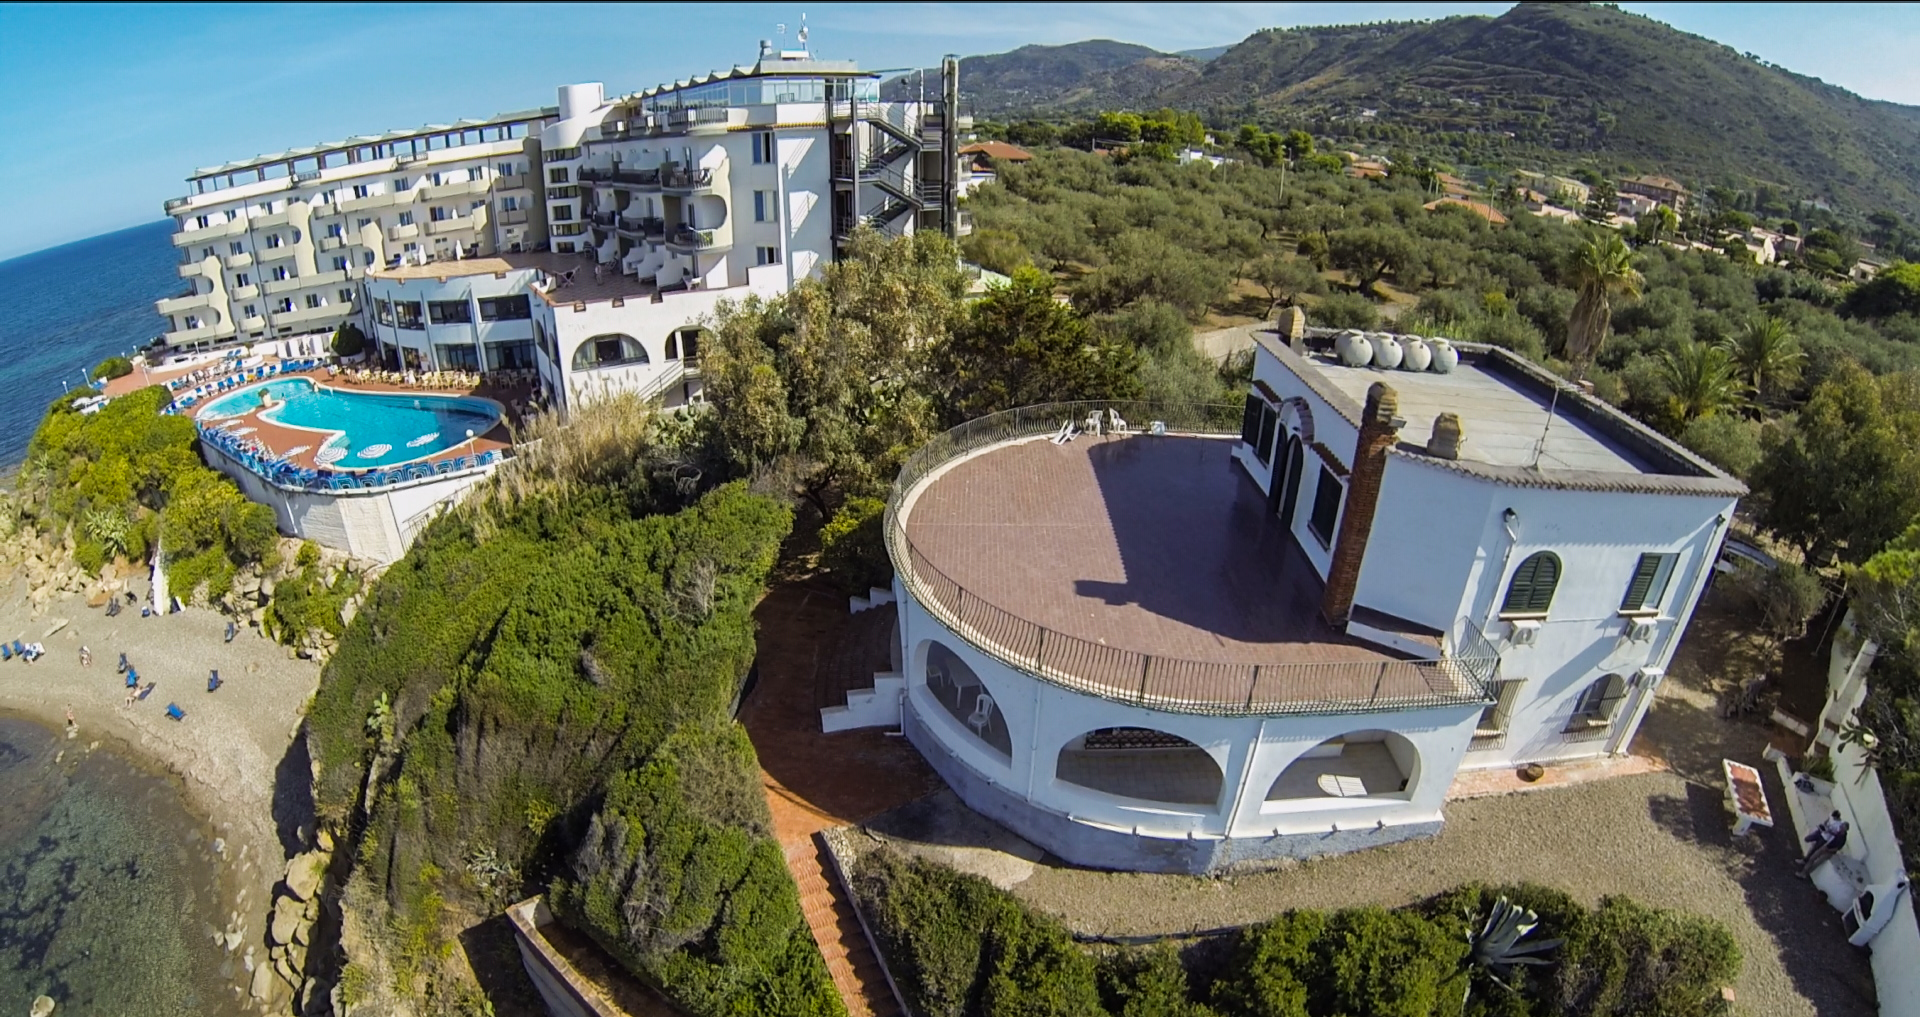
[741,582,942,1017]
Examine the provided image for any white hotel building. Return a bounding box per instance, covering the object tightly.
[158,44,960,412]
[839,331,1743,874]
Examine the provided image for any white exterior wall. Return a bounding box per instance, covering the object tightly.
[364,268,541,372]
[895,585,1482,872]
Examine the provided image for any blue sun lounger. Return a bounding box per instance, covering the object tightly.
[1,643,10,661]
[165,703,185,721]
[126,668,139,688]
[9,640,21,658]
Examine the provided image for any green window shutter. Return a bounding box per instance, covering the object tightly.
[1256,404,1278,464]
[1621,553,1675,611]
[1593,673,1628,721]
[1502,552,1560,614]
[1241,394,1260,445]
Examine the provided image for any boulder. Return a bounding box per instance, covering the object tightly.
[284,851,325,901]
[271,895,303,945]
[293,917,312,946]
[249,960,275,1000]
[274,953,300,991]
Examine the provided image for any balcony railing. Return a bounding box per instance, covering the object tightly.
[886,401,1503,717]
[622,215,665,235]
[661,167,713,191]
[667,226,724,250]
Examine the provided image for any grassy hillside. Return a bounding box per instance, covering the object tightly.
[933,3,1920,220]
[881,40,1201,113]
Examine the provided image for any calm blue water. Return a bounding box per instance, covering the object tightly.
[0,715,242,1016]
[0,221,179,475]
[200,377,501,468]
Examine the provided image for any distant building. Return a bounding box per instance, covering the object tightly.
[1177,147,1229,169]
[1615,193,1659,220]
[1423,197,1508,225]
[1435,172,1474,198]
[1620,174,1690,211]
[958,141,1032,196]
[1514,170,1589,208]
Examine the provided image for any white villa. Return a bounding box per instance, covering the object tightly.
[831,329,1743,874]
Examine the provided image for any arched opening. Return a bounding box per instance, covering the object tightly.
[1055,728,1223,807]
[1266,730,1418,801]
[925,641,1011,758]
[571,333,649,371]
[665,326,706,362]
[1502,551,1561,616]
[1564,673,1629,739]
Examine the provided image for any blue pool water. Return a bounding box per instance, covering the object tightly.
[198,378,501,468]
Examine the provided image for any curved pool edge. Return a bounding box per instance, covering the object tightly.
[193,376,508,472]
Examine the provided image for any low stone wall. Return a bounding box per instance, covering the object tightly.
[506,897,618,1017]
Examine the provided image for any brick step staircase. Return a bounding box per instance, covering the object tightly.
[785,836,902,1017]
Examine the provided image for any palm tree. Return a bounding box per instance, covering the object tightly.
[1648,205,1679,245]
[1562,231,1643,377]
[1718,315,1804,404]
[1657,339,1743,426]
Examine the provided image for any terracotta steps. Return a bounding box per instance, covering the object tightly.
[784,837,901,1017]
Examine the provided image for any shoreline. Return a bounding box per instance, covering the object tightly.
[0,576,324,1010]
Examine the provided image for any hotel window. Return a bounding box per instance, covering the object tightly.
[556,242,575,254]
[184,315,202,329]
[320,189,337,204]
[332,255,349,271]
[243,304,258,319]
[274,298,294,313]
[753,190,778,223]
[552,205,574,222]
[394,177,410,191]
[234,273,251,287]
[496,161,517,177]
[501,196,519,212]
[1501,552,1561,617]
[548,166,570,184]
[430,206,451,222]
[1567,673,1628,733]
[393,300,425,330]
[195,214,210,228]
[1307,467,1342,547]
[403,242,419,253]
[230,241,245,255]
[201,247,214,259]
[751,131,774,164]
[272,266,291,281]
[756,246,781,266]
[478,295,531,321]
[325,223,343,238]
[397,211,415,226]
[429,171,444,186]
[265,234,282,249]
[226,209,240,221]
[352,184,371,199]
[376,299,394,325]
[305,294,325,309]
[1621,553,1678,613]
[429,299,472,324]
[363,251,376,267]
[338,288,354,304]
[357,218,374,230]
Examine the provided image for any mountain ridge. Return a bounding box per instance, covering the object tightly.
[895,3,1920,219]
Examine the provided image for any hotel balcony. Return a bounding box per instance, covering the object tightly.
[338,191,400,214]
[233,284,261,300]
[618,214,666,238]
[173,218,247,245]
[166,321,237,345]
[665,225,729,252]
[252,209,293,229]
[498,209,529,225]
[423,178,489,202]
[494,172,530,190]
[262,269,346,295]
[306,201,337,218]
[178,260,211,279]
[316,234,347,252]
[388,223,421,241]
[156,290,215,315]
[241,315,267,332]
[661,167,715,194]
[275,303,348,327]
[224,251,254,269]
[427,207,488,235]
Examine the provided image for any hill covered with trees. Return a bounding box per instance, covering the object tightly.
[904,2,1920,221]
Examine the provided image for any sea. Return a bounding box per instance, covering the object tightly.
[0,715,241,1015]
[0,221,181,476]
[0,224,247,1014]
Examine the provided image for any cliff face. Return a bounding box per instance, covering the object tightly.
[303,481,833,1015]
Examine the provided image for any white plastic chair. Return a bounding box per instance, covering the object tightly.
[1050,420,1076,445]
[1084,411,1105,436]
[967,692,995,738]
[1107,408,1129,434]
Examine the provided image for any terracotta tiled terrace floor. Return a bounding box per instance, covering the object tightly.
[741,582,943,1017]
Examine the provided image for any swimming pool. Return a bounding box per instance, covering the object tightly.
[197,377,502,469]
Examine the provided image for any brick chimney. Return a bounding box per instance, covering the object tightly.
[1321,382,1400,627]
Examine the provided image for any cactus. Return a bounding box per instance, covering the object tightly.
[1469,896,1563,991]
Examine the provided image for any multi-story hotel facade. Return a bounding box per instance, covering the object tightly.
[157,43,960,413]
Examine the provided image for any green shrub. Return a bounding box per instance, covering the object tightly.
[1551,896,1740,1017]
[1100,946,1216,1017]
[91,355,133,381]
[1311,292,1381,330]
[1678,414,1763,479]
[820,497,891,593]
[296,539,322,568]
[332,322,368,358]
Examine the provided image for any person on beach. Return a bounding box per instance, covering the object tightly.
[79,646,91,667]
[64,706,75,737]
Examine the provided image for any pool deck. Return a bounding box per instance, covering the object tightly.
[180,367,520,474]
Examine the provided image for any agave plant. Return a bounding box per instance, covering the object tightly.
[1469,896,1564,991]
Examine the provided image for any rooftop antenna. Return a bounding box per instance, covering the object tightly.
[797,13,809,48]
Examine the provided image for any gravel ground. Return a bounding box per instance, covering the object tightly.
[0,576,323,1007]
[873,660,1876,1016]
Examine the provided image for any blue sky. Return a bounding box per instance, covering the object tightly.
[2,2,1918,262]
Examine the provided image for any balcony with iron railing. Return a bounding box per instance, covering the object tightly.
[620,214,666,236]
[661,166,714,193]
[887,402,1501,717]
[665,226,728,252]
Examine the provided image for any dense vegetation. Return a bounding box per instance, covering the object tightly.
[306,388,836,1012]
[915,3,1920,223]
[853,849,1741,1017]
[15,384,276,593]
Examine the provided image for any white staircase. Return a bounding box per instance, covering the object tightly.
[821,671,905,732]
[848,585,896,614]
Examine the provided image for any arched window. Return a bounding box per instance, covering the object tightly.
[1056,728,1222,807]
[665,326,706,361]
[1566,673,1629,734]
[1501,552,1561,616]
[571,333,649,371]
[925,642,1011,758]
